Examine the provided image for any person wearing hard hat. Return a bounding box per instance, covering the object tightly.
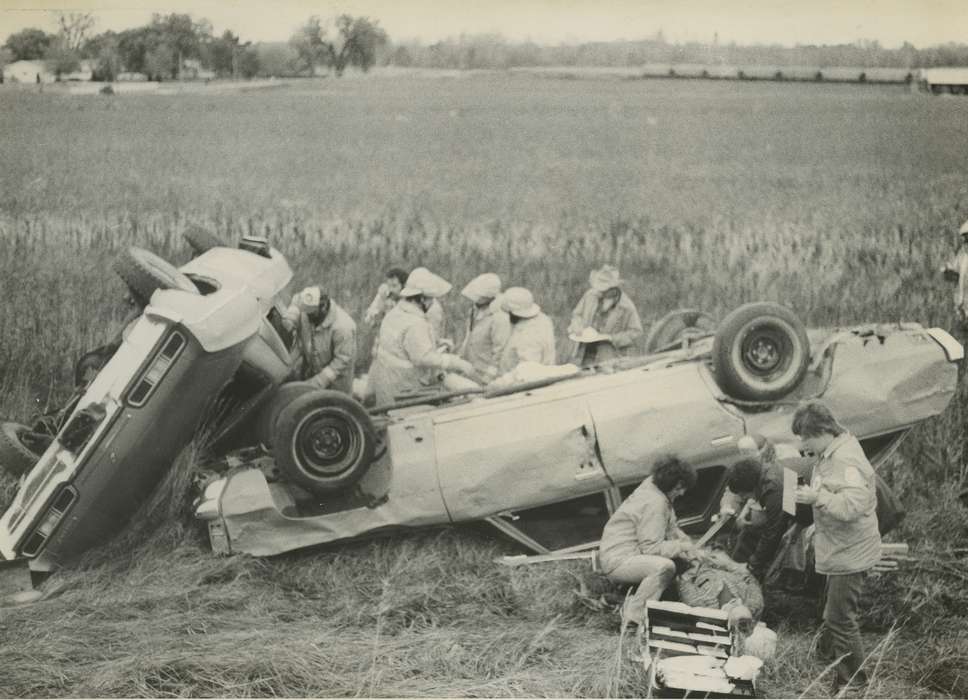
[283,286,358,394]
[369,267,478,405]
[498,287,556,374]
[567,264,643,367]
[457,273,511,382]
[941,219,968,331]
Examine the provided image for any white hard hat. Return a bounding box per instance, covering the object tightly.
[960,219,968,236]
[500,287,541,318]
[461,273,502,302]
[400,267,452,298]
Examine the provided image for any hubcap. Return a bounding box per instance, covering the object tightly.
[295,409,361,478]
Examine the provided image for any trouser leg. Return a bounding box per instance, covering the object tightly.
[731,526,761,563]
[605,554,677,623]
[819,572,868,687]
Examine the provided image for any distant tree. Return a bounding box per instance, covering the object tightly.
[327,15,388,75]
[85,32,123,81]
[290,16,328,74]
[144,42,176,80]
[117,26,154,74]
[209,30,239,76]
[57,12,96,52]
[237,45,260,78]
[256,42,300,77]
[4,28,53,61]
[46,43,80,78]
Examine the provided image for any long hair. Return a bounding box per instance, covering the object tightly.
[652,454,697,494]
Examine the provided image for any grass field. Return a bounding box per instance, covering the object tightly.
[1,73,968,697]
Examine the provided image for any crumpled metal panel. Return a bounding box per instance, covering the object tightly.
[586,363,746,485]
[218,416,447,556]
[434,394,607,520]
[744,328,958,446]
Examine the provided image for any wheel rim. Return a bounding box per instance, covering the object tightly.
[741,328,788,376]
[729,318,803,389]
[292,407,363,478]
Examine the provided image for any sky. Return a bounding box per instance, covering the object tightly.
[1,0,967,48]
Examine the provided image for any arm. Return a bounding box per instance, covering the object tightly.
[484,313,512,379]
[281,295,302,332]
[364,284,388,324]
[635,505,691,559]
[747,483,788,579]
[567,292,591,335]
[814,457,875,523]
[607,305,644,349]
[402,323,473,375]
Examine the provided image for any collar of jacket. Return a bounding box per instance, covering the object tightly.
[820,432,851,461]
[398,299,427,318]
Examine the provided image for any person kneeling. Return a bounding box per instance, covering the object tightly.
[597,455,701,624]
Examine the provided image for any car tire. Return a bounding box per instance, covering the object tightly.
[645,309,718,354]
[112,247,198,304]
[183,224,226,257]
[712,302,810,401]
[0,422,47,478]
[273,390,376,495]
[256,381,317,448]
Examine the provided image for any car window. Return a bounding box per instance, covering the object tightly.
[489,491,611,551]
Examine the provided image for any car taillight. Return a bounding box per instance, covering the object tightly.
[127,331,185,407]
[19,486,77,557]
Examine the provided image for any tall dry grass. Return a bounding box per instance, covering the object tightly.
[1,76,968,697]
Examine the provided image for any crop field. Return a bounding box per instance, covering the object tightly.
[2,73,968,697]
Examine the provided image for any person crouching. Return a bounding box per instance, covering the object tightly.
[598,455,701,624]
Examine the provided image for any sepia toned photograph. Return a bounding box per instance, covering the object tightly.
[1,1,967,697]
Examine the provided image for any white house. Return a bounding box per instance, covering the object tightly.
[62,59,94,81]
[2,59,55,84]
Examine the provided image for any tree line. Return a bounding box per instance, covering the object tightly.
[1,12,388,81]
[4,12,968,83]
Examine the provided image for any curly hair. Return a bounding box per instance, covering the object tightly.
[726,458,762,495]
[386,268,408,286]
[791,401,845,438]
[652,454,698,494]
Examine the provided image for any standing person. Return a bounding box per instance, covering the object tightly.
[793,402,881,693]
[368,267,478,405]
[598,455,701,624]
[567,264,643,367]
[364,268,408,328]
[941,219,968,341]
[498,287,556,374]
[458,273,511,382]
[283,286,357,395]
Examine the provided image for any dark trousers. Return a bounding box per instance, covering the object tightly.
[818,572,868,688]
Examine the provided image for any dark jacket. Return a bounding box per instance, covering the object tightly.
[747,462,790,580]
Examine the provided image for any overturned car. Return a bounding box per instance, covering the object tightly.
[195,303,963,559]
[0,236,962,577]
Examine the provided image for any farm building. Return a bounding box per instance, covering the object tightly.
[638,63,912,84]
[919,67,968,94]
[2,60,55,84]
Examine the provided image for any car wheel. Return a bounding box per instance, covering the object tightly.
[273,390,376,495]
[183,224,226,257]
[0,422,49,477]
[645,309,718,353]
[256,381,317,448]
[712,302,810,401]
[112,247,198,304]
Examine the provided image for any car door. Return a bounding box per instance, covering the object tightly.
[432,384,611,524]
[584,362,747,527]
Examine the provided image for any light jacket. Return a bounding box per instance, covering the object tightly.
[364,283,396,324]
[459,300,512,381]
[942,247,968,316]
[567,289,643,364]
[369,299,465,405]
[498,313,556,374]
[426,299,446,344]
[809,432,881,575]
[283,300,357,394]
[598,477,692,575]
